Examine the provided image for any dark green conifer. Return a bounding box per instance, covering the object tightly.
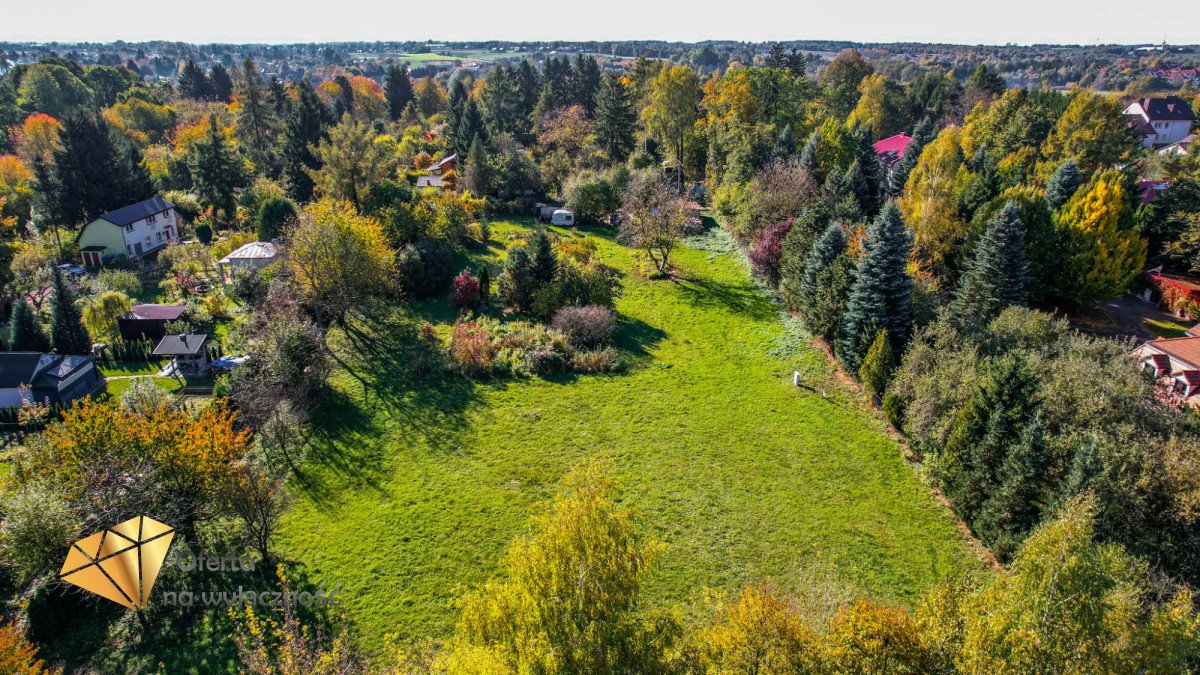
[1046,158,1082,211]
[951,201,1029,326]
[49,266,91,355]
[838,202,912,371]
[7,299,50,352]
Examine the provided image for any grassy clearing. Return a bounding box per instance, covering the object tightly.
[1145,318,1192,338]
[275,219,980,656]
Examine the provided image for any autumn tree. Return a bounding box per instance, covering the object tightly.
[82,290,132,340]
[900,125,968,286]
[0,621,53,674]
[438,463,675,672]
[697,584,822,673]
[1040,90,1136,177]
[308,116,391,210]
[1055,168,1146,304]
[847,73,911,139]
[643,65,701,189]
[285,199,394,325]
[820,48,874,119]
[618,173,689,274]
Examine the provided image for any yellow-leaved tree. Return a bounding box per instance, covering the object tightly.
[1040,90,1136,178]
[899,126,968,287]
[847,73,911,139]
[1055,168,1146,304]
[286,199,394,325]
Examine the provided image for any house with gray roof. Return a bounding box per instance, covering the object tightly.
[0,353,103,408]
[77,196,180,266]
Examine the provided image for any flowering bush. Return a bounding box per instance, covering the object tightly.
[551,305,616,348]
[451,269,481,309]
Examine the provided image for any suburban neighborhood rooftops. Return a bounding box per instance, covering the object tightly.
[97,196,174,227]
[153,334,208,356]
[123,304,186,321]
[218,241,277,264]
[1133,96,1195,121]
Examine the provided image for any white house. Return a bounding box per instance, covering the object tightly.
[1132,335,1200,406]
[1123,97,1195,148]
[77,196,180,266]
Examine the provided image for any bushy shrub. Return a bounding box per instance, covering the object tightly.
[256,196,297,241]
[882,393,905,430]
[570,347,621,373]
[551,305,617,348]
[747,220,794,287]
[194,222,213,244]
[451,269,481,308]
[858,329,895,399]
[531,259,619,318]
[396,238,455,300]
[449,320,496,378]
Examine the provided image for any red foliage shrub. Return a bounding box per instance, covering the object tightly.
[451,269,481,308]
[449,320,495,377]
[747,219,794,287]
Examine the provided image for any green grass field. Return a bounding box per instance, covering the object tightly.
[1145,318,1193,338]
[275,220,980,656]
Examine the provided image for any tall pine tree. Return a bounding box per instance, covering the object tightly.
[49,266,91,355]
[594,74,636,163]
[951,201,1030,326]
[384,64,414,122]
[7,298,50,352]
[839,202,912,371]
[190,114,246,221]
[53,113,152,226]
[178,59,211,100]
[455,98,487,159]
[282,79,328,203]
[208,64,233,103]
[1045,158,1082,211]
[795,223,854,344]
[234,57,278,175]
[530,227,557,285]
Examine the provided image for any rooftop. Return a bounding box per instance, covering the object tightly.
[219,241,278,263]
[1132,96,1195,122]
[153,334,208,356]
[1148,336,1200,370]
[97,196,173,227]
[123,304,186,321]
[873,133,913,162]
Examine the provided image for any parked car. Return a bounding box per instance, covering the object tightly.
[58,263,87,276]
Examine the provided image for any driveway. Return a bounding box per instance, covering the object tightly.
[1096,294,1194,341]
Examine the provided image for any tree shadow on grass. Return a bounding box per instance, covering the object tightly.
[672,274,777,321]
[615,314,668,367]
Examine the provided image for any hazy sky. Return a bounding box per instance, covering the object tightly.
[4,0,1198,45]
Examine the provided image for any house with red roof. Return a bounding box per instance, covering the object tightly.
[872,133,913,167]
[1123,96,1195,148]
[1134,336,1200,406]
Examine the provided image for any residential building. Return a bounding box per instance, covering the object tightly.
[117,304,186,341]
[873,133,913,167]
[153,334,211,377]
[1159,133,1195,156]
[1133,336,1200,406]
[77,196,180,266]
[217,241,279,284]
[0,353,103,408]
[430,153,457,175]
[1123,97,1195,148]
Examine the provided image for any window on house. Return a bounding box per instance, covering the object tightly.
[156,232,163,242]
[145,236,152,246]
[124,223,134,232]
[148,212,157,223]
[126,244,133,255]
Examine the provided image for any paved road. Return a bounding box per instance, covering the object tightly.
[1097,294,1193,341]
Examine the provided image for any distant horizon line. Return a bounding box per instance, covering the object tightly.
[2,37,1198,50]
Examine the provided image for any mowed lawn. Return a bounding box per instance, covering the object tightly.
[275,220,979,655]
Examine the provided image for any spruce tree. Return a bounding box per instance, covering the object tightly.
[190,114,246,221]
[234,57,278,174]
[481,64,523,137]
[178,59,211,100]
[515,60,541,120]
[53,113,151,226]
[530,227,558,285]
[7,298,50,352]
[951,201,1030,326]
[772,124,794,160]
[282,79,328,202]
[795,223,854,343]
[478,265,491,305]
[852,127,885,217]
[384,65,415,122]
[1046,158,1082,211]
[462,135,492,197]
[208,64,233,103]
[594,74,636,163]
[798,129,822,182]
[445,80,468,155]
[974,412,1049,560]
[839,202,912,371]
[934,352,1039,540]
[49,266,91,355]
[455,98,487,159]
